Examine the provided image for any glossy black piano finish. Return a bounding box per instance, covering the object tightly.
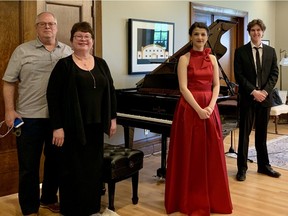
[117,88,179,121]
[116,86,177,178]
[116,19,238,178]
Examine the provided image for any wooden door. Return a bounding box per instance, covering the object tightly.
[0,0,100,196]
[37,0,92,46]
[37,0,102,56]
[0,1,37,196]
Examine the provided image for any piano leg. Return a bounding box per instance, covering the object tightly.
[123,126,167,178]
[156,135,167,178]
[123,126,134,148]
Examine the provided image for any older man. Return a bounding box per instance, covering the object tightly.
[2,12,72,215]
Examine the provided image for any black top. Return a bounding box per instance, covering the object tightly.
[75,63,107,124]
[47,55,117,145]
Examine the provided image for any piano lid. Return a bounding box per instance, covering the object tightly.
[208,19,237,60]
[208,19,238,95]
[136,19,237,90]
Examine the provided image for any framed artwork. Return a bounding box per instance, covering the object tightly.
[128,18,174,74]
[262,40,270,45]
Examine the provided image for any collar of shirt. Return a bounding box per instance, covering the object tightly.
[250,41,263,49]
[35,37,61,49]
[251,41,263,58]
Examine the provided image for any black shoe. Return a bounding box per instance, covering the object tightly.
[236,170,246,181]
[258,165,281,178]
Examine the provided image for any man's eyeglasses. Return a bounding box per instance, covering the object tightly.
[37,22,57,28]
[73,35,92,40]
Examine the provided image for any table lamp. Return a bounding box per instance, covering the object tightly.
[279,49,288,90]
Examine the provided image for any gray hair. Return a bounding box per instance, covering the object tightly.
[35,11,57,24]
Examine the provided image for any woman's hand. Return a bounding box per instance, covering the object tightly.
[204,106,214,115]
[52,128,65,147]
[109,118,117,137]
[197,108,211,119]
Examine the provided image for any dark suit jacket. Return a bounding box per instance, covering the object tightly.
[234,42,279,108]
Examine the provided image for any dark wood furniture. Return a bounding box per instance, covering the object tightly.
[102,144,144,211]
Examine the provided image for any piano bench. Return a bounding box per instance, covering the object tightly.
[102,143,144,211]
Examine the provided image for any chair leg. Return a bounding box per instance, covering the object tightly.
[131,171,139,205]
[101,182,106,195]
[274,116,279,134]
[108,181,116,211]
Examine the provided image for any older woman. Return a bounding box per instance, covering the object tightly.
[47,21,117,216]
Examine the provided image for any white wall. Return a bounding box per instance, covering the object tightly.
[102,1,279,89]
[199,1,276,44]
[276,1,288,90]
[197,0,288,90]
[102,1,287,144]
[102,1,189,89]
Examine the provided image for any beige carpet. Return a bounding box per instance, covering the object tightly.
[227,135,288,170]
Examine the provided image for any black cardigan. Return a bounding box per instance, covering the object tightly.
[47,55,117,145]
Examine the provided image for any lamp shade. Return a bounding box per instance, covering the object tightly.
[280,57,288,66]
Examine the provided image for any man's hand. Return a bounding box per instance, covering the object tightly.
[5,110,21,128]
[252,89,267,102]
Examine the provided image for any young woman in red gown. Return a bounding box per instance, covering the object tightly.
[165,22,233,216]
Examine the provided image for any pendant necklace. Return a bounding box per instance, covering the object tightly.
[88,70,96,89]
[74,54,96,88]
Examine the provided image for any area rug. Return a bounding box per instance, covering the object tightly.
[227,136,288,170]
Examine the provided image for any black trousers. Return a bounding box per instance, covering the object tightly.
[17,118,60,215]
[59,123,104,216]
[237,102,271,171]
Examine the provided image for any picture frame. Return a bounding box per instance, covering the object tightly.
[262,40,270,45]
[128,18,175,74]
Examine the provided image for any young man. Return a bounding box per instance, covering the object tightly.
[234,19,281,181]
[2,12,73,215]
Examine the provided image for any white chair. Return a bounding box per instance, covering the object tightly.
[270,90,288,133]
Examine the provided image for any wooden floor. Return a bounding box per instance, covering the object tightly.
[0,120,287,216]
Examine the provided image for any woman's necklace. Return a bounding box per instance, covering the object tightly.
[88,70,96,89]
[73,53,96,89]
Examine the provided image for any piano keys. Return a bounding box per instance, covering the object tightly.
[116,19,238,178]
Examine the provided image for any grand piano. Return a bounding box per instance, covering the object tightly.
[116,20,238,178]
